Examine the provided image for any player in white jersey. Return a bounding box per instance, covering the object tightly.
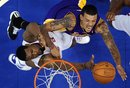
[112,15,130,36]
[8,11,93,71]
[9,40,93,71]
[8,33,93,71]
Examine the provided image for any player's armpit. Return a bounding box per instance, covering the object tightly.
[23,22,41,43]
[26,60,38,68]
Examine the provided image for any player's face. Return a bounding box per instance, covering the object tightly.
[80,13,97,33]
[24,43,43,60]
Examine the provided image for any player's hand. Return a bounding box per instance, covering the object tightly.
[50,45,60,58]
[38,34,46,47]
[71,32,80,37]
[106,11,116,21]
[85,54,95,70]
[116,65,127,81]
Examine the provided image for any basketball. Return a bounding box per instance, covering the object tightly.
[92,61,116,84]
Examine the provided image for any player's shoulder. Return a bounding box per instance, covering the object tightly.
[97,18,105,25]
[96,18,109,33]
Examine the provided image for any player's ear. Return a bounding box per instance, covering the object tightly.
[80,14,83,21]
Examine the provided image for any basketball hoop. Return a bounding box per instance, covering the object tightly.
[34,60,81,88]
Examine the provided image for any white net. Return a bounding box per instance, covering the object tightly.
[34,60,81,88]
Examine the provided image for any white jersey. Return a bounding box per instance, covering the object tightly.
[48,31,74,50]
[11,31,90,70]
[112,15,130,36]
[22,31,75,68]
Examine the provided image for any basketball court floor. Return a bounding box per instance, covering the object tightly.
[0,0,130,88]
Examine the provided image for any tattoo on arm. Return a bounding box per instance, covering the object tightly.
[46,12,76,31]
[42,17,71,47]
[50,17,72,29]
[100,23,121,65]
[40,12,76,48]
[95,20,121,66]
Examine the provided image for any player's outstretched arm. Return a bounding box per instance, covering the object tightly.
[38,54,95,71]
[96,19,127,81]
[42,12,76,32]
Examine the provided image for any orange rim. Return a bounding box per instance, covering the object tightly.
[34,60,81,88]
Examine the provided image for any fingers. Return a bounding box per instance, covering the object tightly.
[51,46,60,58]
[91,54,94,60]
[120,73,127,81]
[89,54,95,70]
[116,65,127,81]
[121,71,127,81]
[108,16,115,21]
[107,15,114,21]
[90,54,94,64]
[106,12,115,21]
